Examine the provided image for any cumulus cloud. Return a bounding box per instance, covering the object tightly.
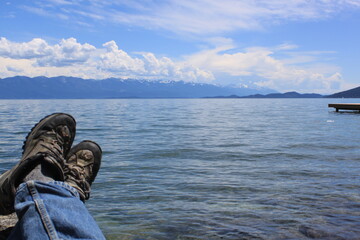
[0,37,213,82]
[22,0,360,35]
[98,41,145,74]
[0,37,345,93]
[0,37,95,66]
[0,37,51,59]
[186,43,344,93]
[37,38,96,67]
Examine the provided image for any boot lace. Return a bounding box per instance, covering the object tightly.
[64,164,90,200]
[39,130,66,166]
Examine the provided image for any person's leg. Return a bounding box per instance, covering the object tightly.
[0,113,105,239]
[0,113,76,215]
[8,181,105,240]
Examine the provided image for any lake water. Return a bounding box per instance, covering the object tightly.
[0,99,359,239]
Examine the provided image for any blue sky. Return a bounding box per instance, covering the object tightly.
[1,0,360,93]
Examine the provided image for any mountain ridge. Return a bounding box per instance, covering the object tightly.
[207,91,323,98]
[325,86,360,98]
[1,76,359,99]
[0,76,275,99]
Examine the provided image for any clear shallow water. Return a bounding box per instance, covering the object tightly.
[0,99,359,239]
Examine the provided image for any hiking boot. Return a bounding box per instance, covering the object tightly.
[22,113,76,161]
[0,113,76,215]
[64,140,102,201]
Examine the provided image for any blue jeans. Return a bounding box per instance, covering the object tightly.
[8,181,106,240]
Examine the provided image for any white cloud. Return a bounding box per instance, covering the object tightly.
[274,43,299,51]
[23,0,360,35]
[36,38,96,67]
[0,37,95,66]
[98,41,145,73]
[0,37,347,93]
[0,37,346,93]
[185,43,344,93]
[0,37,52,59]
[0,37,213,82]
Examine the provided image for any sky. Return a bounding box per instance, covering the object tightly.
[1,0,360,94]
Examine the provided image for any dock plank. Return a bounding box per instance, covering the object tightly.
[328,103,360,112]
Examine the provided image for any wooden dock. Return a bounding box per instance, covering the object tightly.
[328,103,360,112]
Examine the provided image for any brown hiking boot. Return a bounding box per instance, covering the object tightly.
[64,140,102,201]
[0,113,76,215]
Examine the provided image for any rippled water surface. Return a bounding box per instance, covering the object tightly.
[0,99,359,239]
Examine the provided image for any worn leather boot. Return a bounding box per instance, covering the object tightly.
[64,140,102,201]
[0,113,76,215]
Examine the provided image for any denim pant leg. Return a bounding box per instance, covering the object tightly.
[8,181,105,240]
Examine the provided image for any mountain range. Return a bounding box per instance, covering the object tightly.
[209,92,323,98]
[0,76,358,99]
[0,76,274,99]
[207,86,360,98]
[325,86,360,98]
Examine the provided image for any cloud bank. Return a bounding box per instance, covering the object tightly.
[0,37,344,93]
[0,37,213,82]
[186,42,343,93]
